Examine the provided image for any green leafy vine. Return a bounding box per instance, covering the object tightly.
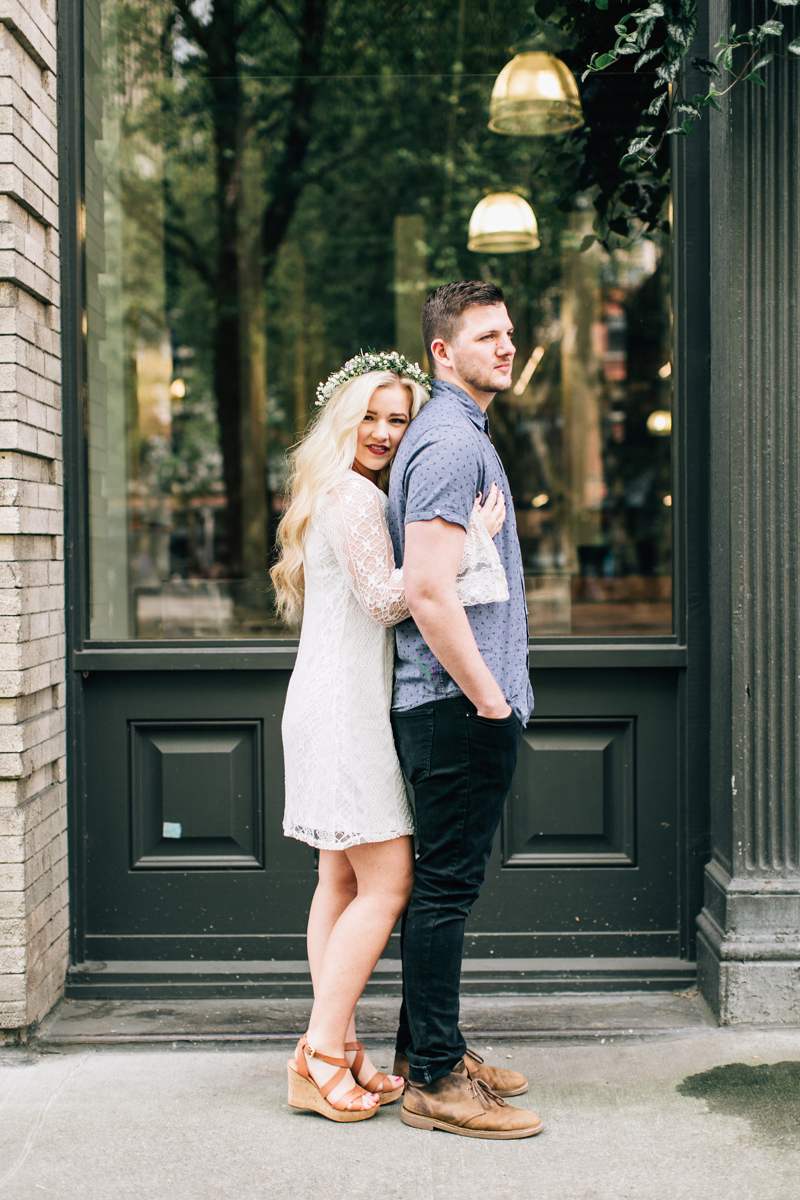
[583,0,800,164]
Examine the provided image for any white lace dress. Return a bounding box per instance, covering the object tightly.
[282,471,508,850]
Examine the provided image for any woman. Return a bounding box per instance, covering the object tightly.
[271,351,507,1122]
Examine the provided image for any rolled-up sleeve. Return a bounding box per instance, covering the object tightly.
[404,432,481,532]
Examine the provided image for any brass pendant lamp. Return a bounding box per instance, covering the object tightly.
[466,29,583,253]
[488,25,584,138]
[467,192,539,254]
[489,50,584,136]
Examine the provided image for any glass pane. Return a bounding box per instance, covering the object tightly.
[495,220,672,636]
[84,0,671,640]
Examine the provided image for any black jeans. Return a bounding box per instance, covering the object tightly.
[391,694,522,1083]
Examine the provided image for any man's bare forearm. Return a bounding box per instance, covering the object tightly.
[408,590,511,718]
[404,516,512,719]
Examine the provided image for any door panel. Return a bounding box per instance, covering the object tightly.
[503,717,635,867]
[131,721,263,869]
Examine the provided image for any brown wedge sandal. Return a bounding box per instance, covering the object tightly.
[346,1040,405,1105]
[287,1035,380,1122]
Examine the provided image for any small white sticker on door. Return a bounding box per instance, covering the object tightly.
[163,822,182,839]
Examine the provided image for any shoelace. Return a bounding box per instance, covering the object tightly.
[470,1077,507,1109]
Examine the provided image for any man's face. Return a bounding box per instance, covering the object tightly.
[441,303,516,395]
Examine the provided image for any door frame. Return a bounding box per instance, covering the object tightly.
[58,0,712,972]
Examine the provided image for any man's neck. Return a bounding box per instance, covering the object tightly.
[434,371,495,413]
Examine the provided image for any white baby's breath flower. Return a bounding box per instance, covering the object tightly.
[315,349,432,407]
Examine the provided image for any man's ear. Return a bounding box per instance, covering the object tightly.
[430,337,451,370]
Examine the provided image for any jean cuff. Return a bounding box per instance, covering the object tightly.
[408,1059,462,1085]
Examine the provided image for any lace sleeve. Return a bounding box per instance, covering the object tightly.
[456,504,510,606]
[321,478,410,627]
[320,477,509,623]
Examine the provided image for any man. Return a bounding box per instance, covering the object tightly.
[387,281,540,1139]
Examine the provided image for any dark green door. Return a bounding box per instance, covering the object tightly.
[77,660,687,986]
[69,0,703,993]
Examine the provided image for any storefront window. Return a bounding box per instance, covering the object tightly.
[84,0,672,639]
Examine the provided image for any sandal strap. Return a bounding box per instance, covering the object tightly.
[295,1036,370,1111]
[330,1084,371,1112]
[345,1040,366,1081]
[296,1035,349,1071]
[294,1036,311,1082]
[362,1071,387,1093]
[318,1065,349,1101]
[345,1040,393,1094]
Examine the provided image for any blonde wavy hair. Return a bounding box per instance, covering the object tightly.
[271,369,428,626]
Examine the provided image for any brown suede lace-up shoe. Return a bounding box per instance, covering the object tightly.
[393,1046,528,1097]
[401,1072,542,1139]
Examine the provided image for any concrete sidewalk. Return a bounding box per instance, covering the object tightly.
[1,1001,800,1200]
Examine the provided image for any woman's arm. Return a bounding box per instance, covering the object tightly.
[325,479,410,627]
[324,477,509,627]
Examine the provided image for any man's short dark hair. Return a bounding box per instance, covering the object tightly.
[421,281,506,369]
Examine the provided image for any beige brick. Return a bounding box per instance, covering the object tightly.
[0,833,21,860]
[0,889,24,918]
[0,804,21,833]
[0,860,21,888]
[0,942,22,970]
[0,969,25,1002]
[0,1001,25,1024]
[0,8,65,1035]
[0,10,57,74]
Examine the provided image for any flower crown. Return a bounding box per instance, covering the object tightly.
[315,349,432,407]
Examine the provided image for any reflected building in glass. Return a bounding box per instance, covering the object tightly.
[83,0,672,640]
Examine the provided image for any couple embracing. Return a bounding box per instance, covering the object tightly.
[272,281,540,1139]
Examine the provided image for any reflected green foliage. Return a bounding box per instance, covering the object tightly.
[87,0,673,638]
[582,0,800,172]
[95,0,667,560]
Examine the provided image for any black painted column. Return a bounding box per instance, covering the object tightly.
[698,0,800,1021]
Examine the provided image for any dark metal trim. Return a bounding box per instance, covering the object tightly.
[59,0,89,966]
[672,13,713,960]
[530,647,685,668]
[76,631,680,651]
[72,644,688,671]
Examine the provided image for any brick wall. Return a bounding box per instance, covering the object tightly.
[0,1,66,1031]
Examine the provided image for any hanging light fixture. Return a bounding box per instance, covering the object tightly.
[489,51,583,136]
[467,193,539,253]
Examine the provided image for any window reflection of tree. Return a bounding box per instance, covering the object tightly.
[87,0,672,638]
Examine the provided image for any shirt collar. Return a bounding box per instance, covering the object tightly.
[430,379,489,433]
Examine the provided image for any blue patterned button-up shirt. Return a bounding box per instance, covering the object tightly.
[387,379,533,724]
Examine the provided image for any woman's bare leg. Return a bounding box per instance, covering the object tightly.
[309,853,391,1085]
[307,850,358,992]
[303,835,414,1106]
[302,850,369,1105]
